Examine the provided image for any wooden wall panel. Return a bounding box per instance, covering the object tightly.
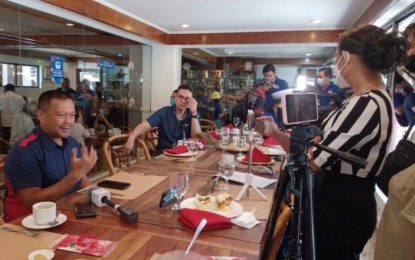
[41,0,168,44]
[169,30,343,45]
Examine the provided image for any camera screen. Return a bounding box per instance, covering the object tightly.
[282,93,318,125]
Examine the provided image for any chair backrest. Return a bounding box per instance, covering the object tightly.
[0,137,11,154]
[102,134,143,176]
[200,119,217,132]
[142,127,159,157]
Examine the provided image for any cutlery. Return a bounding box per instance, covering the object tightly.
[48,211,60,226]
[211,175,220,194]
[0,226,38,237]
[183,218,207,258]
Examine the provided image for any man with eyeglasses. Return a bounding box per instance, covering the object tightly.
[125,85,201,155]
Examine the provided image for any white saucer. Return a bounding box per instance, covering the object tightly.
[28,249,54,260]
[22,213,67,229]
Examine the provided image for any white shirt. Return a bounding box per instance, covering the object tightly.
[70,123,90,144]
[0,91,25,127]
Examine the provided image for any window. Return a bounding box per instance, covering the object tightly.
[0,63,39,88]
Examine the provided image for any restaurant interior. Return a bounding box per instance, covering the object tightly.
[0,0,415,259]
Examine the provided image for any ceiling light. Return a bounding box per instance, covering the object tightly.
[306,53,312,56]
[66,23,74,27]
[310,19,322,24]
[226,52,234,55]
[181,24,190,28]
[0,28,4,31]
[117,53,123,57]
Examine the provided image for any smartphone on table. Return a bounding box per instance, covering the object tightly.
[97,180,131,190]
[74,202,96,218]
[159,189,177,208]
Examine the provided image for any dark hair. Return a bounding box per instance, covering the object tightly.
[403,23,415,39]
[37,90,73,111]
[177,84,193,93]
[262,64,276,74]
[318,67,333,78]
[338,24,407,71]
[4,83,15,92]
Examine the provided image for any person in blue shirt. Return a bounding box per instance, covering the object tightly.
[4,90,98,222]
[125,85,201,155]
[210,91,223,128]
[258,64,289,110]
[316,67,342,107]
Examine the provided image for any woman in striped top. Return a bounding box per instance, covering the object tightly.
[259,25,407,260]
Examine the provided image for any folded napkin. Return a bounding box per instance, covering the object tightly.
[208,131,222,140]
[243,147,271,163]
[223,123,235,130]
[231,211,261,229]
[178,208,232,231]
[164,145,189,154]
[262,137,280,146]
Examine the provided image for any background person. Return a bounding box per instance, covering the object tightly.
[316,67,342,106]
[258,24,407,260]
[9,101,37,145]
[260,64,289,110]
[125,85,201,155]
[0,83,25,141]
[4,90,97,222]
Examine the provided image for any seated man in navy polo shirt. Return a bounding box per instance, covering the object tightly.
[125,84,201,155]
[4,90,98,222]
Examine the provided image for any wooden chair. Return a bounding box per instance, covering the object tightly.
[200,119,217,132]
[102,134,147,176]
[141,127,159,158]
[0,137,11,154]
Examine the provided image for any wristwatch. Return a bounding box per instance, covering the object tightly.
[191,114,199,119]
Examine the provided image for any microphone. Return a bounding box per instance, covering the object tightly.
[87,187,138,224]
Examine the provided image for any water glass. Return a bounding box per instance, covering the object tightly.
[170,172,189,211]
[188,140,198,161]
[237,135,246,157]
[233,117,240,128]
[220,127,230,146]
[218,154,235,191]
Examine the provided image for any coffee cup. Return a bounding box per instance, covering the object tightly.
[32,201,56,225]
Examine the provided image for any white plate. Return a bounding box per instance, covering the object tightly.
[28,249,54,260]
[163,150,197,157]
[257,146,286,156]
[22,213,67,229]
[237,155,275,165]
[180,196,243,218]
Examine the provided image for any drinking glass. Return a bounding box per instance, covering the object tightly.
[233,117,240,128]
[237,135,246,158]
[220,127,230,146]
[218,154,235,191]
[170,172,189,211]
[188,140,197,161]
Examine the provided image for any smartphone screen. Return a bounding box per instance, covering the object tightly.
[74,202,96,218]
[97,180,131,190]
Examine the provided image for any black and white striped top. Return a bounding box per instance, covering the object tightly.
[313,89,393,179]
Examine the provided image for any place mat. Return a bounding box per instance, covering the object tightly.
[0,223,63,259]
[80,172,166,200]
[210,184,274,220]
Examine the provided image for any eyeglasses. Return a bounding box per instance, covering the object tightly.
[177,95,191,101]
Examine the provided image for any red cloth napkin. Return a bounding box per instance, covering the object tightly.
[262,137,280,146]
[243,147,272,163]
[178,208,232,230]
[223,123,235,130]
[164,145,189,154]
[208,131,222,140]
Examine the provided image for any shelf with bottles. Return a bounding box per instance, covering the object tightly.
[225,71,255,91]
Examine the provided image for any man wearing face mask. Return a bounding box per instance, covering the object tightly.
[316,67,341,106]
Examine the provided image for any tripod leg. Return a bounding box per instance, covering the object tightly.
[261,165,291,258]
[288,171,303,260]
[305,168,316,260]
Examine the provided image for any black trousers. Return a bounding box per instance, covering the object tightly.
[314,173,377,260]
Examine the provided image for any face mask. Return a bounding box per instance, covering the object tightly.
[316,78,324,86]
[170,97,175,106]
[336,51,351,89]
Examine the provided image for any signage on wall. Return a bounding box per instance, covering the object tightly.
[50,55,64,84]
[98,59,115,68]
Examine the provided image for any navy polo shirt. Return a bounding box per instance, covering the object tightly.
[6,126,82,192]
[146,105,194,154]
[318,82,341,107]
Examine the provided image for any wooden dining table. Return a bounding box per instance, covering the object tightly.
[9,146,283,260]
